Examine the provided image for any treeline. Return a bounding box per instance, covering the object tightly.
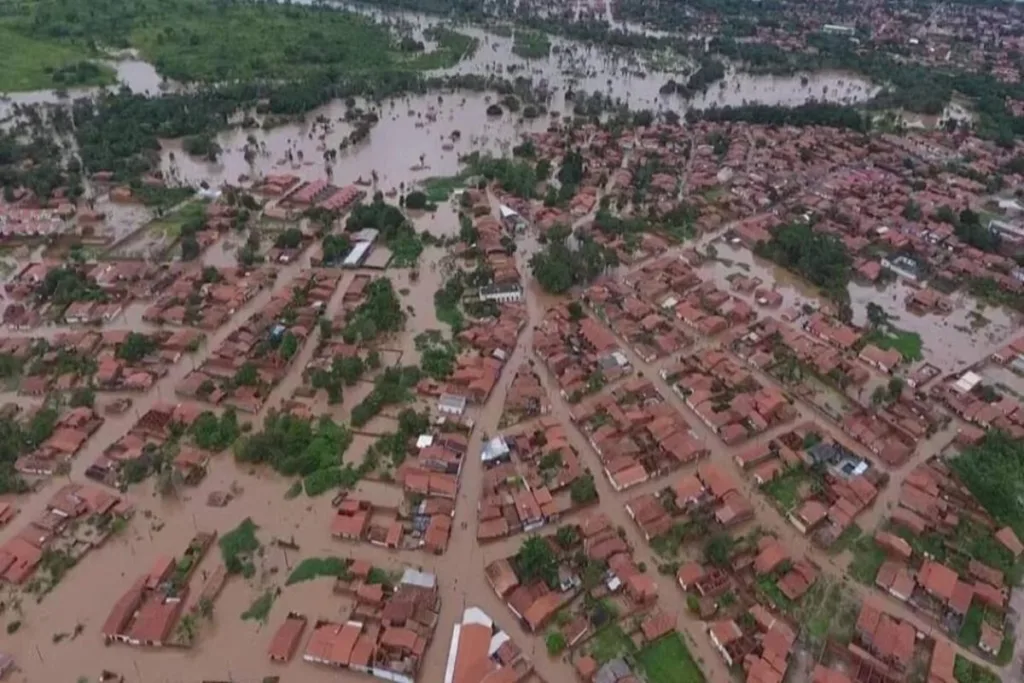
[687,102,870,132]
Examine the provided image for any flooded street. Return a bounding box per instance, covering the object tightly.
[0,2,1013,682]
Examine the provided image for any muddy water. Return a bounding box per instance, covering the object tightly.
[705,241,1017,374]
[159,93,551,193]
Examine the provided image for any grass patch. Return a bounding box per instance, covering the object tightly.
[241,590,275,623]
[761,467,810,512]
[756,576,795,613]
[421,173,471,203]
[828,523,862,555]
[997,625,1015,665]
[0,23,115,92]
[285,557,351,586]
[799,580,857,646]
[132,5,472,82]
[848,534,886,584]
[146,199,207,239]
[958,602,984,648]
[512,30,551,59]
[953,655,1000,683]
[635,632,706,683]
[865,326,923,362]
[588,623,635,664]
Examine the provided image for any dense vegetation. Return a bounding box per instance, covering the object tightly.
[0,406,60,494]
[189,409,241,452]
[233,412,356,496]
[754,223,851,300]
[530,224,619,294]
[346,194,423,266]
[950,431,1024,538]
[689,102,871,133]
[341,278,406,344]
[285,556,351,585]
[0,24,114,91]
[351,365,422,428]
[14,0,474,84]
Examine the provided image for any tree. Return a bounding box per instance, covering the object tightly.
[570,474,597,505]
[888,376,905,400]
[703,533,734,567]
[555,525,579,549]
[515,536,559,588]
[404,191,429,210]
[280,332,299,360]
[755,223,851,299]
[198,596,214,619]
[866,302,888,329]
[274,228,303,249]
[176,613,197,644]
[191,409,240,451]
[181,235,201,261]
[234,362,259,386]
[69,387,95,407]
[117,332,158,363]
[545,631,566,656]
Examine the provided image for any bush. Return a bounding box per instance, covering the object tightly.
[545,631,566,656]
[286,556,351,585]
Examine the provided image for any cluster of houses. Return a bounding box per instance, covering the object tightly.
[86,401,211,488]
[534,304,633,403]
[571,378,708,492]
[15,406,105,476]
[476,417,590,541]
[499,364,550,426]
[142,264,276,330]
[283,565,439,683]
[331,428,465,557]
[260,177,365,221]
[418,305,528,415]
[176,269,343,413]
[486,511,659,636]
[677,535,816,683]
[13,328,203,396]
[734,425,884,548]
[935,367,1024,441]
[617,257,758,338]
[443,606,532,683]
[583,278,694,362]
[662,347,796,446]
[626,461,754,538]
[864,459,1018,653]
[0,483,131,585]
[101,532,216,647]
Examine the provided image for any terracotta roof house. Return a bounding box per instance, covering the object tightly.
[996,527,1023,557]
[268,613,307,662]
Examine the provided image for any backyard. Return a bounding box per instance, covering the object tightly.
[761,466,811,512]
[865,326,923,362]
[636,632,706,683]
[587,622,635,664]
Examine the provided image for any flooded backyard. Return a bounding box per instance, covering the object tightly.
[705,240,1019,374]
